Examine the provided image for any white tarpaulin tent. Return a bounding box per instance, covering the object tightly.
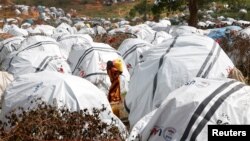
[125,34,234,127]
[144,21,157,28]
[128,78,250,141]
[25,26,42,35]
[159,19,171,26]
[131,24,157,43]
[151,31,172,45]
[68,42,130,95]
[52,23,77,39]
[74,22,86,30]
[21,23,31,29]
[77,27,95,35]
[55,22,76,34]
[151,19,171,32]
[0,36,25,64]
[118,38,153,76]
[0,71,127,135]
[117,20,130,27]
[57,34,93,59]
[108,24,168,44]
[236,20,250,26]
[93,25,107,35]
[151,24,170,32]
[134,24,172,45]
[31,25,56,36]
[108,25,132,35]
[3,24,29,37]
[1,35,71,76]
[0,71,13,106]
[239,27,250,38]
[167,25,203,36]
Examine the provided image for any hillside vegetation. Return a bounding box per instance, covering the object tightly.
[0,0,139,18]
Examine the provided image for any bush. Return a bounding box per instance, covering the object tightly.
[220,35,250,84]
[93,33,137,50]
[0,98,125,141]
[129,8,136,18]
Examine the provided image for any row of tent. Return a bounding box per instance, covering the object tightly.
[0,34,130,137]
[0,34,130,94]
[2,14,250,43]
[1,14,250,140]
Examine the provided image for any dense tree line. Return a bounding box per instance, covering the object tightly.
[130,0,248,27]
[12,0,72,6]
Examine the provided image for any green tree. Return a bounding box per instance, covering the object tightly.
[129,8,137,18]
[152,0,185,22]
[152,0,220,27]
[129,0,152,20]
[226,0,247,10]
[152,3,163,21]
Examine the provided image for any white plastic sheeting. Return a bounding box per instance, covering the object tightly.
[117,20,130,27]
[125,35,234,127]
[198,21,207,28]
[0,71,127,136]
[118,38,153,76]
[74,22,86,30]
[56,22,76,34]
[151,24,169,32]
[132,24,157,43]
[34,25,55,36]
[52,23,77,39]
[1,36,71,76]
[108,25,131,35]
[239,27,250,38]
[77,27,95,35]
[3,53,71,76]
[129,78,250,141]
[6,18,18,24]
[167,25,203,36]
[3,24,29,37]
[151,20,171,32]
[15,9,21,15]
[68,42,130,95]
[151,31,172,45]
[239,9,247,14]
[0,36,25,64]
[21,23,31,29]
[109,24,170,44]
[58,17,73,25]
[93,25,107,35]
[144,21,157,28]
[0,71,13,106]
[159,19,171,26]
[25,26,42,35]
[236,20,250,26]
[57,34,93,59]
